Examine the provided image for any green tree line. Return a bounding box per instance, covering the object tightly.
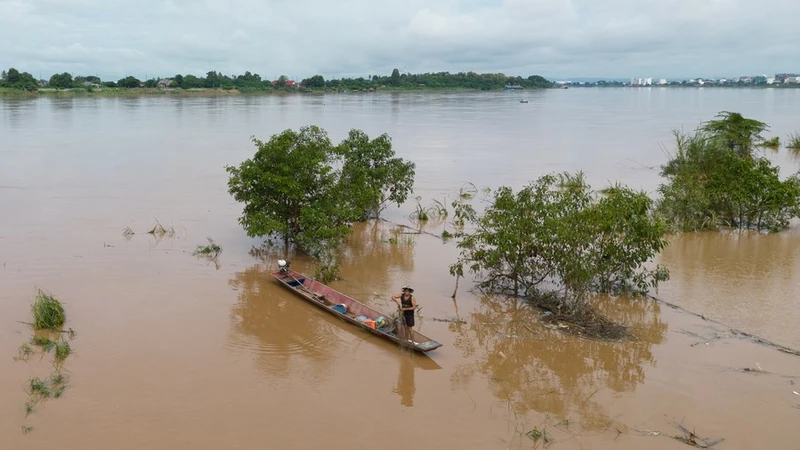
[2,67,553,92]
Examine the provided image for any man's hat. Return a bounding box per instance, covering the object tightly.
[402,285,414,293]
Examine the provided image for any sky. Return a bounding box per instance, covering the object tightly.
[1,0,798,81]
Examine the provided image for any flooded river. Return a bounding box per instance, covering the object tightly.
[2,89,799,449]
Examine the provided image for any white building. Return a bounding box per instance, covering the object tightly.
[658,78,668,85]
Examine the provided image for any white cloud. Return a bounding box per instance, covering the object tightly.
[0,0,797,80]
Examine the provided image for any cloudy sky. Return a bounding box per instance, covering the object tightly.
[1,0,798,81]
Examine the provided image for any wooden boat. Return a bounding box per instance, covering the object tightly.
[271,261,443,353]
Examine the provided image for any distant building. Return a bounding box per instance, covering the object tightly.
[504,84,523,90]
[658,78,667,85]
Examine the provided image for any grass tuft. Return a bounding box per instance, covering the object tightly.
[787,132,800,150]
[30,289,66,330]
[54,339,72,362]
[147,218,175,237]
[193,237,222,258]
[761,136,780,149]
[30,334,56,352]
[28,377,51,398]
[15,343,35,361]
[22,425,33,435]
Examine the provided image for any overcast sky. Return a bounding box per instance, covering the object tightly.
[1,0,798,81]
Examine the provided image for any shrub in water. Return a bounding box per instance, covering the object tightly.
[31,289,66,330]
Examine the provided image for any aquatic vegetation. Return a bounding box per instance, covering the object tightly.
[31,289,66,330]
[147,218,175,237]
[30,334,56,352]
[54,339,72,363]
[787,132,800,150]
[15,343,34,361]
[657,117,800,232]
[761,136,780,149]
[449,171,668,338]
[193,237,222,258]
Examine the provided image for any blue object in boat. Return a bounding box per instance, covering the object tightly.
[331,304,347,314]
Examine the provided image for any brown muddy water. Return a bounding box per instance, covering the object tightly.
[2,89,799,449]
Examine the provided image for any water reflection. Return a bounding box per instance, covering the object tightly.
[452,295,666,427]
[658,230,800,348]
[334,220,416,301]
[227,264,340,384]
[394,354,416,406]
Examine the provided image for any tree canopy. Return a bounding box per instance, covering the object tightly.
[450,172,669,315]
[2,66,554,92]
[226,126,415,277]
[657,113,800,232]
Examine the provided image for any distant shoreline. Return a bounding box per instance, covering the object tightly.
[2,84,799,99]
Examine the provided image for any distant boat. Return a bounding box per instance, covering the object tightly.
[520,100,528,103]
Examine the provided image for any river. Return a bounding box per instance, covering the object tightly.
[1,88,799,449]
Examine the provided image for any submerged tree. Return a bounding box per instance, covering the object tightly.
[699,111,768,159]
[335,129,416,220]
[657,113,800,232]
[450,172,669,314]
[226,125,416,280]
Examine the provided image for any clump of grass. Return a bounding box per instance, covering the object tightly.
[15,343,34,361]
[22,425,33,435]
[122,226,135,238]
[28,377,51,399]
[429,199,448,219]
[459,182,478,200]
[30,334,56,352]
[787,132,800,150]
[441,230,453,240]
[31,289,66,330]
[54,339,72,363]
[193,237,222,258]
[761,136,780,149]
[24,402,35,418]
[411,200,429,221]
[147,218,175,237]
[50,371,68,398]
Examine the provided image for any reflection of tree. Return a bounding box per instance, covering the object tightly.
[227,264,340,383]
[335,220,415,297]
[451,295,667,428]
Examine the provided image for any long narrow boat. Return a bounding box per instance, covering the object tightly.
[271,261,443,353]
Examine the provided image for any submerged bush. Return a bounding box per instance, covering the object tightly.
[31,290,66,330]
[657,116,800,232]
[450,171,669,315]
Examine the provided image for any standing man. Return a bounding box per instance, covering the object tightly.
[392,286,417,341]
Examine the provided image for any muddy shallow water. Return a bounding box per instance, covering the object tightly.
[2,90,799,448]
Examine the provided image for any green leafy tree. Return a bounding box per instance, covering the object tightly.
[173,74,184,87]
[301,75,325,88]
[49,72,74,89]
[389,68,401,87]
[700,111,768,159]
[117,76,141,88]
[657,113,800,232]
[225,126,355,257]
[2,67,38,90]
[335,129,416,219]
[450,172,669,313]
